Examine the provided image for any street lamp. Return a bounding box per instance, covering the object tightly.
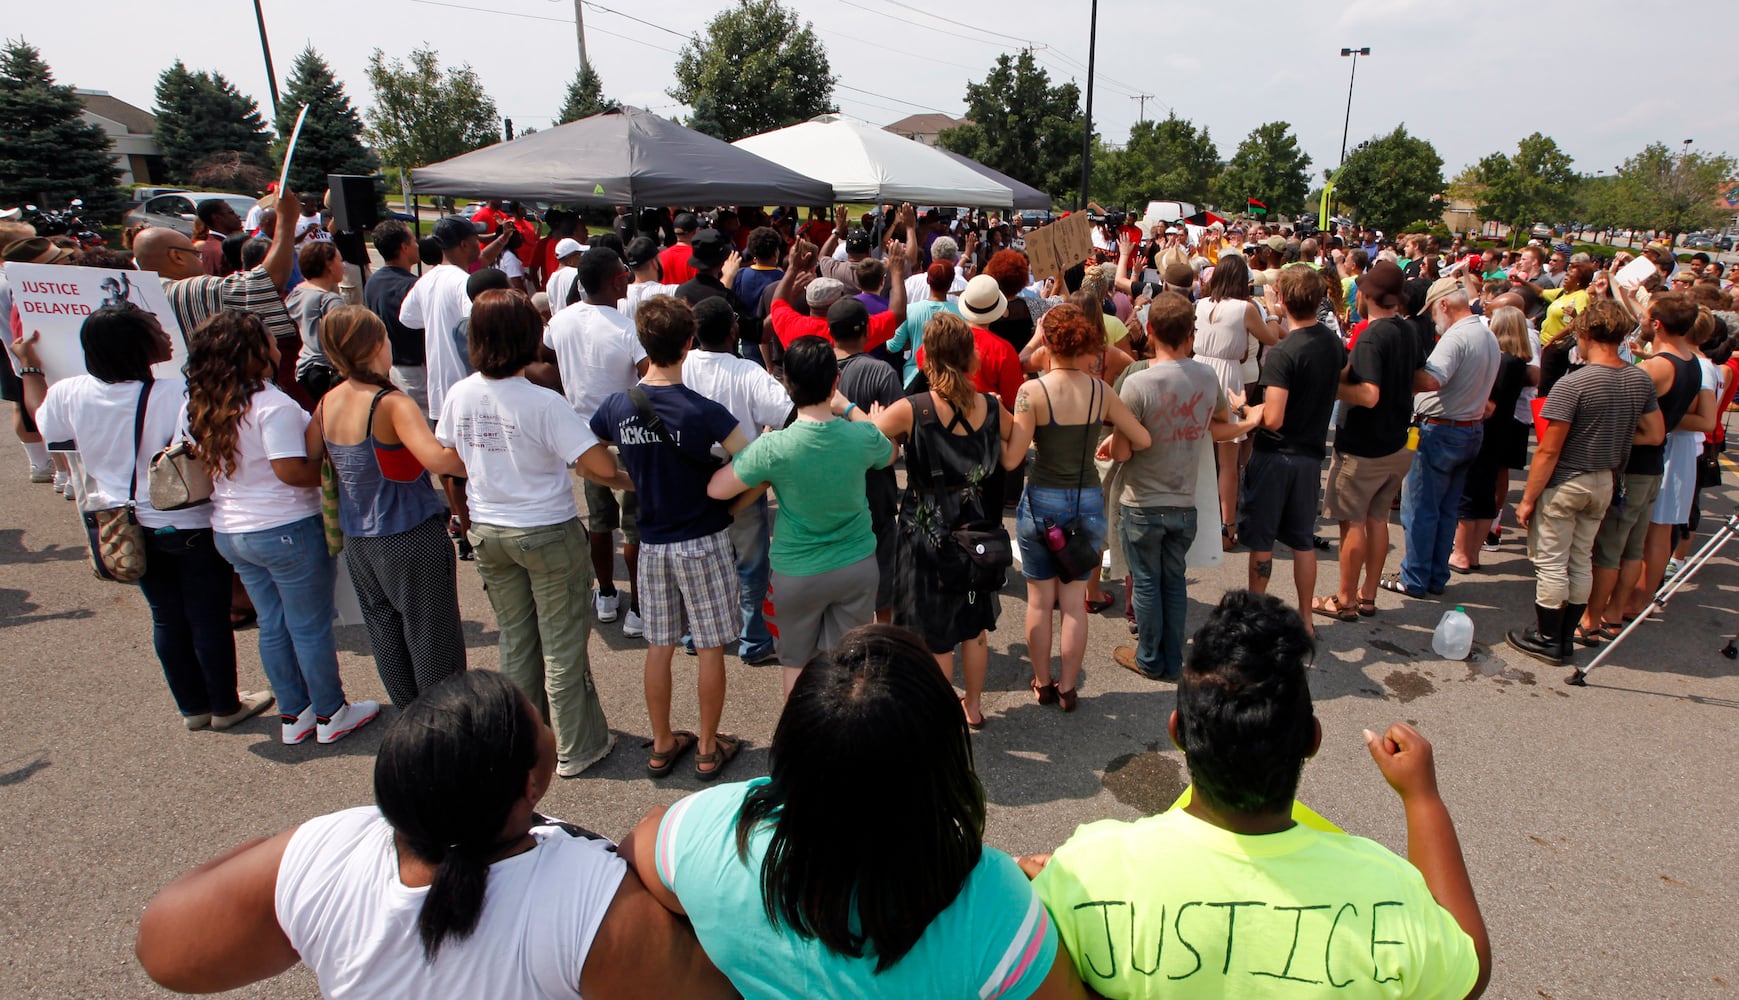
[1337,46,1370,165]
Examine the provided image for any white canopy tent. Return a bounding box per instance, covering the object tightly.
[733,114,1014,209]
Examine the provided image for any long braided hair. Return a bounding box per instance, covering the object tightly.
[183,311,275,478]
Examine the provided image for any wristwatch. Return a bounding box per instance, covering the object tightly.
[19,366,43,376]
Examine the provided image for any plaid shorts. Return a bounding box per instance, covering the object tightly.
[638,528,738,648]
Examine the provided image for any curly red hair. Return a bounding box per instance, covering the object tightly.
[1041,303,1098,358]
[983,250,1031,297]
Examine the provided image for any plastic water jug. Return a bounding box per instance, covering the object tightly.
[1432,606,1474,660]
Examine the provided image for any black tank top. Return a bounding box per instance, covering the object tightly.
[1627,353,1702,475]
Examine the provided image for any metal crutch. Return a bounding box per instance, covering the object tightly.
[1569,510,1739,685]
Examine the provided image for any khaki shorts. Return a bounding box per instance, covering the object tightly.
[1591,472,1661,570]
[583,478,639,545]
[1323,448,1415,523]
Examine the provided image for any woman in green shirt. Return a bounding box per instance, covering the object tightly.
[710,336,896,695]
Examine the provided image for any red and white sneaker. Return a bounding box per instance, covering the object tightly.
[317,700,380,744]
[281,706,316,745]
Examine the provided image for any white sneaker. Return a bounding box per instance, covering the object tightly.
[557,733,618,778]
[51,471,66,493]
[213,690,276,731]
[594,590,620,623]
[281,706,316,745]
[623,610,645,638]
[29,465,52,484]
[318,700,381,744]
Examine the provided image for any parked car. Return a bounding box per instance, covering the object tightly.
[1684,232,1716,250]
[1528,222,1553,241]
[123,191,258,236]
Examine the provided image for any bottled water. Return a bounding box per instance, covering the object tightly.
[1432,605,1474,660]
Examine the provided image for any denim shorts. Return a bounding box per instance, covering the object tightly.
[1015,486,1107,581]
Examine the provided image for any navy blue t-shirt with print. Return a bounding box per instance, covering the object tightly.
[591,383,738,544]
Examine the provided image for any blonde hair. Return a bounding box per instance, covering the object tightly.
[1487,306,1531,360]
[921,312,976,413]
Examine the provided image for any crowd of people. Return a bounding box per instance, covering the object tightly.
[3,181,1736,997]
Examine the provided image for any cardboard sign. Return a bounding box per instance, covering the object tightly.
[7,264,188,384]
[1023,212,1093,285]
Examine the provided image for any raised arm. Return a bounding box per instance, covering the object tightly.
[262,187,300,292]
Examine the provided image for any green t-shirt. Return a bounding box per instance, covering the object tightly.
[1033,807,1480,999]
[731,417,891,576]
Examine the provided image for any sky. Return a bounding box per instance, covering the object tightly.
[13,0,1739,190]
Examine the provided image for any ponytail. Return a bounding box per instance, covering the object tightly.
[320,305,397,392]
[417,842,492,960]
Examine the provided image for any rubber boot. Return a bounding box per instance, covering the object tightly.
[1560,602,1587,664]
[1507,603,1566,665]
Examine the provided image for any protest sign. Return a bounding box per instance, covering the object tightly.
[1614,255,1656,290]
[1023,212,1093,285]
[7,264,188,384]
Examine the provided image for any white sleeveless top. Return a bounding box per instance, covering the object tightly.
[1194,297,1250,364]
[275,807,625,999]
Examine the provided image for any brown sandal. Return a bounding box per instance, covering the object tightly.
[694,734,743,782]
[1058,687,1078,713]
[1031,679,1059,705]
[645,730,697,778]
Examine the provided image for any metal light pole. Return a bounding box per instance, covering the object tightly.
[1078,0,1098,211]
[1337,46,1370,165]
[253,0,281,114]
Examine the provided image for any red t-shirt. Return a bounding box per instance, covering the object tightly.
[472,205,505,234]
[659,243,696,284]
[770,299,898,350]
[799,220,835,246]
[915,327,1025,404]
[512,219,540,275]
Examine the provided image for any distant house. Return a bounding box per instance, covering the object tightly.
[76,89,166,187]
[883,113,968,147]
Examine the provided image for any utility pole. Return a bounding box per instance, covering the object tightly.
[1130,93,1154,124]
[1078,0,1098,211]
[252,0,281,114]
[573,0,591,71]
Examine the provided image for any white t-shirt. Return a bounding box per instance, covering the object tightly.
[194,384,321,535]
[681,349,793,451]
[275,806,624,1000]
[543,302,647,422]
[546,267,580,315]
[619,281,680,322]
[397,264,474,419]
[496,253,525,281]
[436,374,599,528]
[35,376,210,530]
[903,269,967,304]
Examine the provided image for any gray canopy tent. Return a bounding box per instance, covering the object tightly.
[934,149,1053,211]
[408,106,835,206]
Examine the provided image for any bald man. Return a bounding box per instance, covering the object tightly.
[135,187,300,348]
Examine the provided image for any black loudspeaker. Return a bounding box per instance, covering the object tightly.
[327,174,378,232]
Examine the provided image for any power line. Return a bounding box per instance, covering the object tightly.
[834,83,955,116]
[409,0,682,52]
[581,1,691,41]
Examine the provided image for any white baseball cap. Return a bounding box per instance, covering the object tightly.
[555,238,586,260]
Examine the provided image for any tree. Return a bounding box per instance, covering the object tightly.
[1091,115,1220,210]
[1471,132,1577,246]
[1334,124,1445,233]
[1612,142,1737,241]
[274,46,376,195]
[558,62,618,124]
[152,62,273,186]
[364,47,499,175]
[939,50,1081,205]
[668,0,834,142]
[1213,121,1311,219]
[0,39,124,220]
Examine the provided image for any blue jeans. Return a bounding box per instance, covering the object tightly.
[215,515,345,719]
[1400,422,1484,593]
[1121,505,1196,678]
[732,497,774,659]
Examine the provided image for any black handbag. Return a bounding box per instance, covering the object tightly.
[916,392,1012,598]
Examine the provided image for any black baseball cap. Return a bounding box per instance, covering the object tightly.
[691,229,732,268]
[433,215,486,249]
[826,297,869,341]
[845,229,874,254]
[624,236,661,268]
[673,211,699,233]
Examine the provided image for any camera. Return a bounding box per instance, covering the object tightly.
[1103,211,1128,228]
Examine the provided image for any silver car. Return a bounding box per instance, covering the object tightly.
[123,192,258,236]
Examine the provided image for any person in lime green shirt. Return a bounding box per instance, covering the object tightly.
[1027,590,1491,999]
[710,334,894,695]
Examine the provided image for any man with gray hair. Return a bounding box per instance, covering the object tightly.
[1381,277,1501,600]
[903,234,968,302]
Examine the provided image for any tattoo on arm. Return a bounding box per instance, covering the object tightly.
[1014,388,1032,414]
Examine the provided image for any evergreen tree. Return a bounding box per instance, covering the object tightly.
[153,62,273,186]
[557,63,618,124]
[274,46,376,195]
[0,39,124,221]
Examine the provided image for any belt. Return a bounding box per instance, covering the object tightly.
[1422,417,1481,428]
